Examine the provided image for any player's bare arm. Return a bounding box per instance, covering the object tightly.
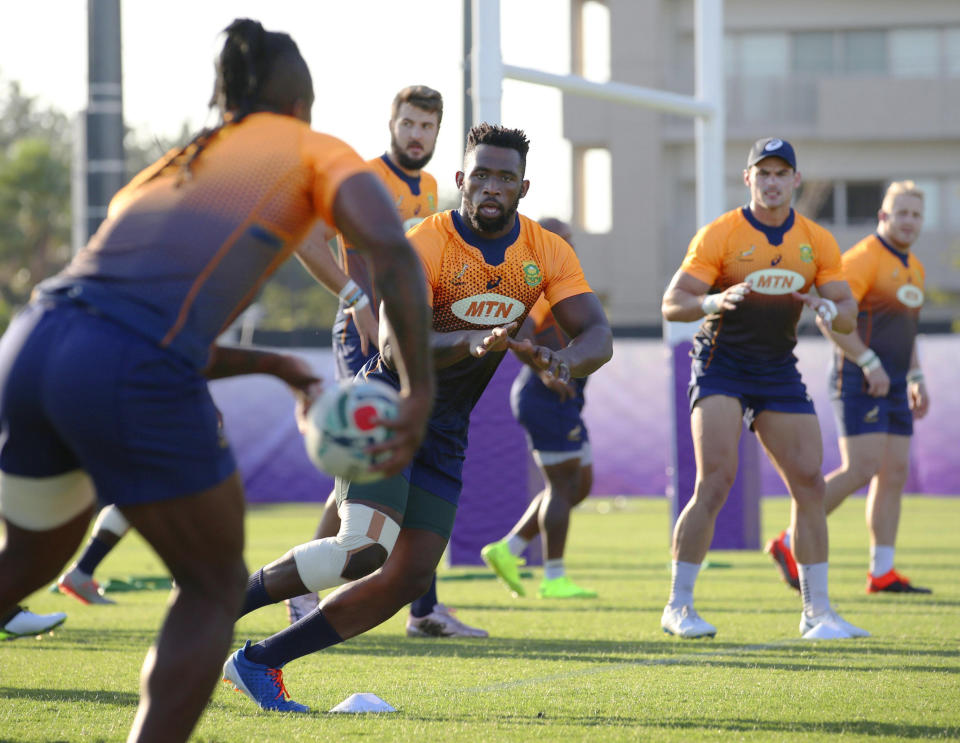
[333,171,435,474]
[204,346,323,426]
[661,270,751,321]
[908,342,930,418]
[519,292,612,380]
[295,226,379,356]
[814,313,890,398]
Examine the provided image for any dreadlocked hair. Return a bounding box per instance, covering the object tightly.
[145,19,310,186]
[465,123,530,170]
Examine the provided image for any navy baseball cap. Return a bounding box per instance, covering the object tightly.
[747,137,797,170]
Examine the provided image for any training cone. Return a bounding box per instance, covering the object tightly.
[329,692,397,713]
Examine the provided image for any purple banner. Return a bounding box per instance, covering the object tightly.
[209,335,960,517]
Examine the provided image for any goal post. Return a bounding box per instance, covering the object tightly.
[449,0,760,565]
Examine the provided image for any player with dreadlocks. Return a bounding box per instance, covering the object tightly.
[0,18,433,743]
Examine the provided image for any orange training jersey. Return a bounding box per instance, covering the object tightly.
[338,154,439,298]
[835,233,925,382]
[38,113,370,368]
[367,210,592,453]
[680,206,844,367]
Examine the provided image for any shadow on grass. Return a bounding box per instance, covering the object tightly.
[0,685,137,708]
[310,634,959,674]
[404,711,959,739]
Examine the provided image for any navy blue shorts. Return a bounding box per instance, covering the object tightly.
[332,313,375,383]
[510,368,588,455]
[0,301,236,505]
[689,353,815,429]
[832,381,913,437]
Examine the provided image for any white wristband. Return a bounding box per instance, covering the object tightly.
[856,349,881,373]
[351,293,370,311]
[907,369,925,384]
[338,279,366,308]
[701,294,722,316]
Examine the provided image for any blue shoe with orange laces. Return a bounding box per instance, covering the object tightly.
[222,641,309,712]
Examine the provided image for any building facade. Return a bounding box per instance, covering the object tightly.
[565,0,960,329]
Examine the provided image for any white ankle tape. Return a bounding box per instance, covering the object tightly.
[93,504,130,537]
[292,503,400,592]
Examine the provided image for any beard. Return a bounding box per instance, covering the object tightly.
[390,133,433,171]
[461,191,522,234]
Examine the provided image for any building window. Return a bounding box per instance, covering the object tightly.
[577,147,612,234]
[578,0,610,83]
[945,179,960,230]
[912,179,940,230]
[847,182,886,223]
[843,31,886,74]
[795,181,835,223]
[737,33,789,77]
[890,29,940,78]
[946,29,960,76]
[793,32,834,75]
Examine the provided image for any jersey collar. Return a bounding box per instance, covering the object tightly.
[451,209,521,265]
[875,232,911,268]
[380,153,421,196]
[742,205,795,247]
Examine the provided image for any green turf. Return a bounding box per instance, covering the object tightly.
[2,496,957,742]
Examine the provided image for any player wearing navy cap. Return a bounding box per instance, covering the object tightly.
[660,137,869,640]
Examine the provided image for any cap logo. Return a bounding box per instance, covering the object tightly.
[765,138,783,151]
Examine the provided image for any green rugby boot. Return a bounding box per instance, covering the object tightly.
[537,576,597,599]
[481,540,526,597]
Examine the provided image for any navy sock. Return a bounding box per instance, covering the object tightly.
[246,608,343,668]
[76,537,113,575]
[408,573,438,618]
[238,568,272,618]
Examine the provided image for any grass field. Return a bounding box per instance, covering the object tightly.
[2,495,958,742]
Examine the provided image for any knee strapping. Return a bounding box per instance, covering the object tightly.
[93,505,130,537]
[292,503,400,592]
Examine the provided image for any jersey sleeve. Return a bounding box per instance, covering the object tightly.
[812,228,845,287]
[541,233,593,306]
[528,295,552,327]
[678,223,725,287]
[302,132,372,225]
[406,221,443,307]
[839,243,878,302]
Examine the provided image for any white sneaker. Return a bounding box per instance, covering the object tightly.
[405,603,489,638]
[1,606,67,640]
[800,609,870,639]
[284,592,319,625]
[661,604,716,638]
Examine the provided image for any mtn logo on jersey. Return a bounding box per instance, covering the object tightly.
[896,284,924,308]
[745,268,805,295]
[451,293,525,325]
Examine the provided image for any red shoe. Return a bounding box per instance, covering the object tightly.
[764,530,800,592]
[867,569,931,594]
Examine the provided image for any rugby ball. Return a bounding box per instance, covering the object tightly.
[303,379,399,483]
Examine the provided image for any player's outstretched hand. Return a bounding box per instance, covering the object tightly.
[469,322,518,358]
[703,281,751,314]
[792,291,838,324]
[508,337,572,385]
[273,354,322,434]
[366,389,433,477]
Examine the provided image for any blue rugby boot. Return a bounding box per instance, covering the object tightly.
[222,641,309,712]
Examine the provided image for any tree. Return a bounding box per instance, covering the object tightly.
[0,79,72,329]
